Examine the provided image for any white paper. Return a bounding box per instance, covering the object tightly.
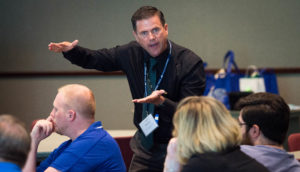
[239,77,266,93]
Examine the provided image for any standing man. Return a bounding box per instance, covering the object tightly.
[48,6,206,171]
[23,84,126,172]
[0,114,31,172]
[237,92,300,172]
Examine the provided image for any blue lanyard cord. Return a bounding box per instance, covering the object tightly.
[144,41,172,97]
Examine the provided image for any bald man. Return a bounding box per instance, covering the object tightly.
[23,84,126,172]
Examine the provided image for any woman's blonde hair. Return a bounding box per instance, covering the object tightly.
[173,96,242,164]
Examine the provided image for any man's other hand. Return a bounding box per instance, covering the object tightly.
[132,89,166,105]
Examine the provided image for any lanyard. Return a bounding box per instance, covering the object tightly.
[144,40,172,97]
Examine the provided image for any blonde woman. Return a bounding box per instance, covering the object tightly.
[164,96,269,172]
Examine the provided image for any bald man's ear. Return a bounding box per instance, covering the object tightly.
[67,110,76,121]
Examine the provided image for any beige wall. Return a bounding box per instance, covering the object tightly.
[0,76,135,130]
[1,74,299,130]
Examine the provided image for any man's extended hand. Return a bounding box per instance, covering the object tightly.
[31,118,54,145]
[132,90,166,105]
[48,40,79,53]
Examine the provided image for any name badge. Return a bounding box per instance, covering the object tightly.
[139,114,158,137]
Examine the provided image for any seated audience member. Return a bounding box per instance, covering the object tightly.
[23,84,126,172]
[236,92,300,172]
[0,114,31,172]
[164,96,269,172]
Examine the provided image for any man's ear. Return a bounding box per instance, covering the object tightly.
[133,31,139,42]
[67,110,76,121]
[249,124,260,140]
[164,23,168,34]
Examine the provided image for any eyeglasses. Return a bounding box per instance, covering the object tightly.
[238,121,247,127]
[237,117,247,126]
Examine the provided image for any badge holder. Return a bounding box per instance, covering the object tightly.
[139,114,158,137]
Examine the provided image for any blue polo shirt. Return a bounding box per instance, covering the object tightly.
[37,121,126,172]
[0,162,21,172]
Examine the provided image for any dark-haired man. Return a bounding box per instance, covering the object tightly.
[0,114,31,172]
[48,6,206,171]
[237,92,300,172]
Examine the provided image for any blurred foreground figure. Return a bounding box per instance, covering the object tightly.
[0,114,31,172]
[164,96,269,172]
[237,92,300,172]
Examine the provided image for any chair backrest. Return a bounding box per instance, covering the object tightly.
[288,133,300,152]
[114,136,133,172]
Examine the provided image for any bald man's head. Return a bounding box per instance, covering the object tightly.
[58,84,96,119]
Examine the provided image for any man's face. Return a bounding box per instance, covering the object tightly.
[49,92,68,135]
[133,15,168,57]
[238,113,253,145]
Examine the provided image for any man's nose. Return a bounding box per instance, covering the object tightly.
[148,32,156,40]
[46,113,54,122]
[49,110,54,117]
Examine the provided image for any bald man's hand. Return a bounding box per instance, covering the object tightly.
[31,119,54,145]
[48,40,79,53]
